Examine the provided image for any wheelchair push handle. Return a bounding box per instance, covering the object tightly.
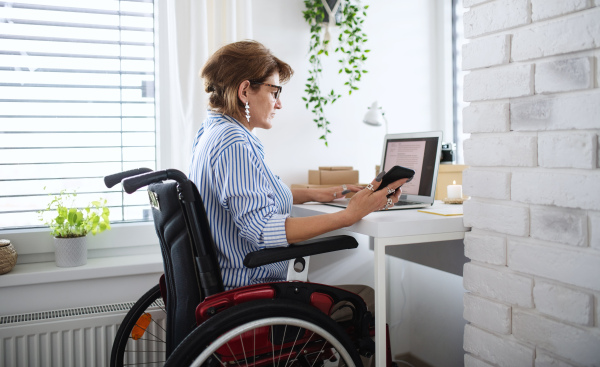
[104,168,153,188]
[122,169,188,193]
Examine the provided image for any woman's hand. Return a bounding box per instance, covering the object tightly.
[343,173,408,224]
[312,184,364,203]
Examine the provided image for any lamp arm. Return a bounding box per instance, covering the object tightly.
[382,112,389,135]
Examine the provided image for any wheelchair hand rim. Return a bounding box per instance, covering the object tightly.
[190,316,357,367]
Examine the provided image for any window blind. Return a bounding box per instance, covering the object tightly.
[0,0,156,229]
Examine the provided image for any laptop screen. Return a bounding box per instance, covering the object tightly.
[380,131,442,203]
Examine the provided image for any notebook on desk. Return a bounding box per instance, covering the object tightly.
[325,131,443,210]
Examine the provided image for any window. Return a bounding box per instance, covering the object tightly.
[0,0,156,230]
[452,0,468,164]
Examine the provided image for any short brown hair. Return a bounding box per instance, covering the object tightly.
[201,40,293,117]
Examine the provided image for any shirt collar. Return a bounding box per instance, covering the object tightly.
[206,111,265,158]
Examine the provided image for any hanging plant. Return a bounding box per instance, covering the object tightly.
[302,0,370,146]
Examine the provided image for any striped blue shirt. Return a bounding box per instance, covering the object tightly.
[189,111,293,290]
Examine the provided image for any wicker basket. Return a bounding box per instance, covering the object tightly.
[0,239,17,275]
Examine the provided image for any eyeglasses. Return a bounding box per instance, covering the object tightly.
[250,81,282,101]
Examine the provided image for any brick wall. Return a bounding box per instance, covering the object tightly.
[461,1,600,366]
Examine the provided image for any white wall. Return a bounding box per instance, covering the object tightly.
[251,0,452,185]
[461,1,600,366]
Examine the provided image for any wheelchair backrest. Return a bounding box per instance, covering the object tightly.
[147,180,224,355]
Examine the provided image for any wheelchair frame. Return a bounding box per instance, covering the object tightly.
[105,168,386,367]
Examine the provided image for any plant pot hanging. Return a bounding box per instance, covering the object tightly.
[302,0,370,146]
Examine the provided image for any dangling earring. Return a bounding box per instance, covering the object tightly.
[245,101,250,122]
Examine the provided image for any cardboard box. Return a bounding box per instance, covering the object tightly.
[318,166,354,171]
[308,169,359,185]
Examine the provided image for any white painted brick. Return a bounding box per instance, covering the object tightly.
[538,131,598,169]
[463,102,510,133]
[465,353,496,367]
[535,57,594,94]
[590,212,600,250]
[508,238,600,291]
[510,90,600,132]
[513,309,600,366]
[463,262,533,307]
[464,324,535,367]
[463,169,511,200]
[463,134,537,167]
[534,280,594,326]
[596,51,600,88]
[464,64,534,101]
[596,294,600,327]
[512,7,600,61]
[463,199,530,236]
[531,0,592,22]
[536,350,579,367]
[463,0,530,38]
[512,170,600,211]
[463,0,493,8]
[530,205,588,247]
[464,293,512,334]
[464,231,507,265]
[463,35,511,70]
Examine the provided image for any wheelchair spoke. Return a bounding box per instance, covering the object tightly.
[309,340,328,367]
[209,351,225,366]
[226,341,243,367]
[239,334,248,367]
[271,326,276,367]
[277,325,287,367]
[129,329,165,344]
[283,327,304,367]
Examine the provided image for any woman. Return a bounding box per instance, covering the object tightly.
[189,40,407,290]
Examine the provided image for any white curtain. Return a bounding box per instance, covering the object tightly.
[159,0,253,172]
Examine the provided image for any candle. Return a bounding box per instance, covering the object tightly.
[447,180,463,199]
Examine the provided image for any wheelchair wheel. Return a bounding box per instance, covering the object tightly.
[110,284,167,367]
[165,299,362,367]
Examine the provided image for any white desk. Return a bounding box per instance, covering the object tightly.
[292,201,470,366]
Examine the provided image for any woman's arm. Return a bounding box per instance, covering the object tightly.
[292,184,364,204]
[285,176,407,244]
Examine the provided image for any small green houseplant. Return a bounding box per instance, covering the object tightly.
[39,190,110,267]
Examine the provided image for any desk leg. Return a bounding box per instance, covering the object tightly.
[374,239,386,367]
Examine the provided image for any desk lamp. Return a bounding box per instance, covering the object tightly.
[363,101,388,134]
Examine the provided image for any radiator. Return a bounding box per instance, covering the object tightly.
[0,300,166,367]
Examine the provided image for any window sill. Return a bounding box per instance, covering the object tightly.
[0,252,164,315]
[0,223,163,315]
[0,253,163,289]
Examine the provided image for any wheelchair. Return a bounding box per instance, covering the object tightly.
[105,168,392,367]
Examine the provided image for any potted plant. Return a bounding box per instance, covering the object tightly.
[303,0,370,146]
[38,190,110,267]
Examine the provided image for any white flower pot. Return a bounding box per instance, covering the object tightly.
[53,236,88,267]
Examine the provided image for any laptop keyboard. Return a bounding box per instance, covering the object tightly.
[395,201,423,206]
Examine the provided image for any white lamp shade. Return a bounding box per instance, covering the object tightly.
[363,101,385,126]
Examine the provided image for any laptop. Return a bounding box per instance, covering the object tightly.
[325,131,443,210]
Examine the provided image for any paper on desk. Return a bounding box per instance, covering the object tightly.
[418,206,463,216]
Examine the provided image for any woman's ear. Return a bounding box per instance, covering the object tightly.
[237,80,251,103]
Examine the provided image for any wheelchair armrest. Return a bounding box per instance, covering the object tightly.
[243,235,358,268]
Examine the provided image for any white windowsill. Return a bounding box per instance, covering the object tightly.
[0,222,167,304]
[0,253,164,289]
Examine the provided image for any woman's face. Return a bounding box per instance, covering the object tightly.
[244,72,282,131]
